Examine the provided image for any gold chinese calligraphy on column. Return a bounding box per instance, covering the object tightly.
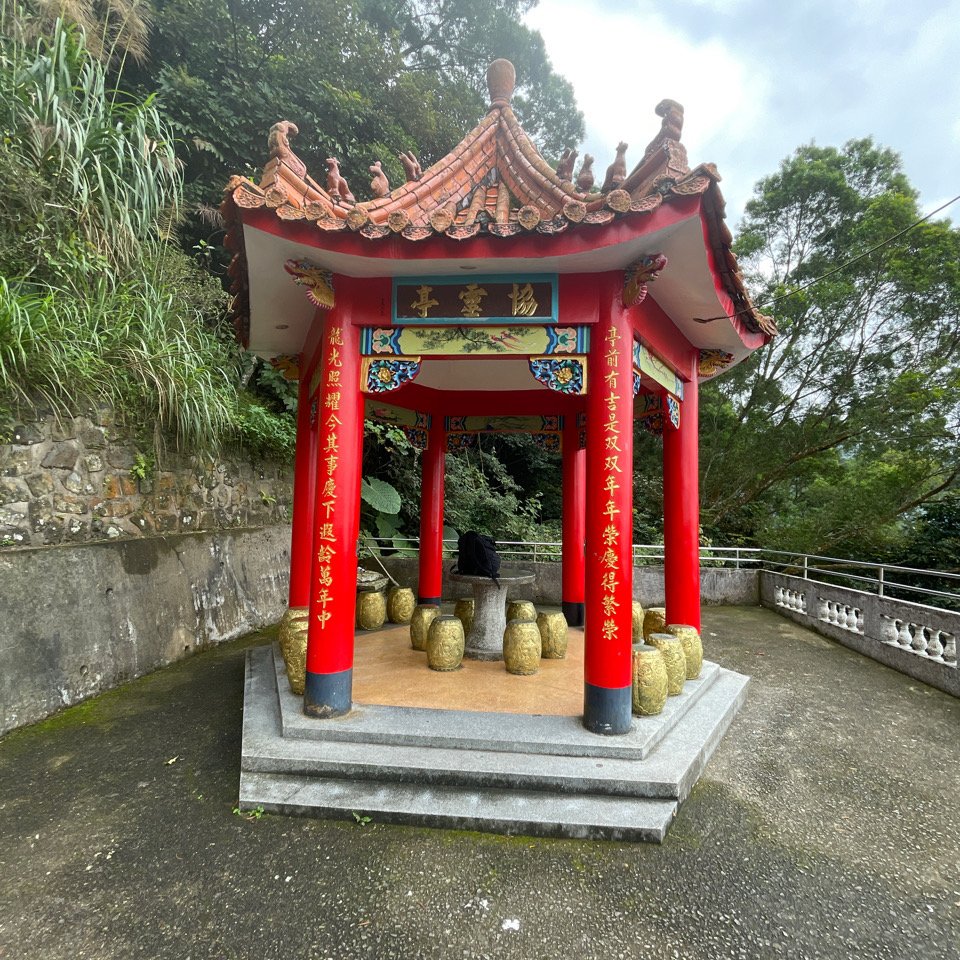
[315,323,344,631]
[600,324,624,643]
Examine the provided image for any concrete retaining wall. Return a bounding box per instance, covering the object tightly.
[760,571,958,698]
[0,526,291,735]
[372,556,759,607]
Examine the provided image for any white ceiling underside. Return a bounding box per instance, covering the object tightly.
[243,217,753,367]
[415,358,550,392]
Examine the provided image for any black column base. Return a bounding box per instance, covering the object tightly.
[304,668,352,718]
[562,601,585,627]
[582,682,633,735]
[417,596,441,607]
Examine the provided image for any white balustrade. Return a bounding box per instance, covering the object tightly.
[877,614,956,664]
[819,598,863,634]
[776,586,807,613]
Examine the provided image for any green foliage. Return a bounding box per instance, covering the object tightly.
[361,477,402,516]
[694,138,960,556]
[129,451,155,482]
[0,12,299,459]
[233,392,297,458]
[444,443,543,541]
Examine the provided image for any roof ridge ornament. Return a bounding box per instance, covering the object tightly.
[487,59,516,109]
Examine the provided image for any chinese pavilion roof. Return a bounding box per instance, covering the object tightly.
[223,59,775,356]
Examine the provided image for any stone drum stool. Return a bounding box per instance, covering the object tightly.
[537,611,568,659]
[503,619,541,675]
[507,599,537,622]
[648,632,686,695]
[631,601,645,643]
[668,623,703,679]
[454,597,475,636]
[387,586,415,624]
[278,606,309,695]
[632,643,668,716]
[356,590,387,631]
[426,615,464,671]
[642,606,667,641]
[410,603,440,651]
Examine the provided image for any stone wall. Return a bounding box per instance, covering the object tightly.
[0,406,293,549]
[0,526,292,735]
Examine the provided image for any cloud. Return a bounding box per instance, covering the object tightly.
[526,0,959,227]
[525,0,770,221]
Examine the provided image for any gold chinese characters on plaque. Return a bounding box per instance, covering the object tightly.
[394,278,555,323]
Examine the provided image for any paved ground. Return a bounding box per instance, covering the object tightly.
[1,606,958,960]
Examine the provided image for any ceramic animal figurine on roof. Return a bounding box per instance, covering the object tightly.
[556,147,578,182]
[369,161,389,199]
[576,154,595,193]
[602,142,628,193]
[325,157,354,202]
[399,150,422,182]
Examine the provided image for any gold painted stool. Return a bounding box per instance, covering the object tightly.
[537,611,568,659]
[631,601,645,643]
[356,591,387,631]
[426,615,464,671]
[648,633,687,695]
[386,586,415,624]
[631,643,668,716]
[667,624,703,679]
[277,606,309,695]
[503,619,541,675]
[642,606,667,642]
[454,597,475,636]
[507,599,537,622]
[410,604,440,651]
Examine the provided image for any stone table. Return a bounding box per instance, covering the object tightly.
[451,571,536,661]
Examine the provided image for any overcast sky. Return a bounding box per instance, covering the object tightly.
[525,0,960,230]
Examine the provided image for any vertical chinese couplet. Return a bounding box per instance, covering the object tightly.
[305,311,363,716]
[584,292,634,734]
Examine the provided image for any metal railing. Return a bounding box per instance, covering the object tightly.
[761,549,960,610]
[360,537,762,568]
[361,536,959,611]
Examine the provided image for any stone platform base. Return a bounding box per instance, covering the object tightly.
[239,644,749,842]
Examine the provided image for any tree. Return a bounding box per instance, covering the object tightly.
[123,0,583,229]
[698,139,960,557]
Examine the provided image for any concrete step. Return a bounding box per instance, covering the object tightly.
[271,644,722,761]
[243,646,749,803]
[238,769,679,843]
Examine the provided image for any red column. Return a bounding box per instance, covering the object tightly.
[304,306,363,718]
[583,277,634,735]
[418,417,445,605]
[561,416,585,626]
[288,368,318,609]
[663,375,701,631]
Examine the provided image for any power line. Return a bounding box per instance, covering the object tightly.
[693,192,960,325]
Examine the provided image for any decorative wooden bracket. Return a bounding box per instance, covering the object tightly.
[361,358,422,394]
[528,356,586,395]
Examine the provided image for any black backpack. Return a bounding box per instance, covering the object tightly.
[455,531,501,586]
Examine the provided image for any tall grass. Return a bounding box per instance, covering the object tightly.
[0,12,294,457]
[0,272,240,449]
[0,12,180,276]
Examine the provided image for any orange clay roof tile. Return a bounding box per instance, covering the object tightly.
[223,59,775,343]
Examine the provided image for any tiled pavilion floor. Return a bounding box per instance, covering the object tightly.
[351,614,584,715]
